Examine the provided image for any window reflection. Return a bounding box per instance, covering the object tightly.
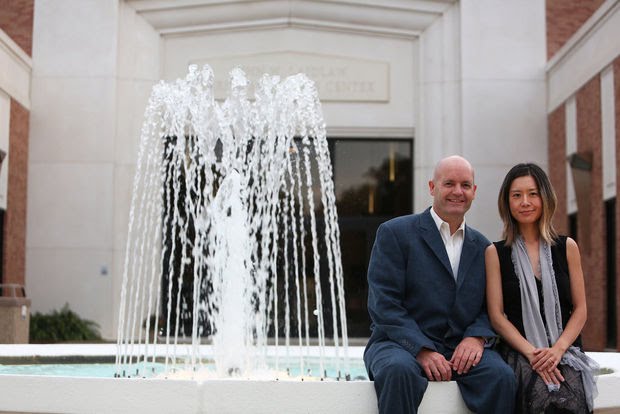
[160,136,413,340]
[331,140,411,216]
[328,138,413,337]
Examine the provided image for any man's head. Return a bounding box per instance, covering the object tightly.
[429,155,476,225]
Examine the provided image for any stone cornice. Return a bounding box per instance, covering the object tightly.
[327,126,414,138]
[126,0,455,38]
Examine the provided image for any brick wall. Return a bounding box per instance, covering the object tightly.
[0,1,32,294]
[548,105,568,235]
[0,0,34,56]
[575,76,606,350]
[2,99,29,289]
[546,0,605,60]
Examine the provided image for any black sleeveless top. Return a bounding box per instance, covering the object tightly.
[493,236,582,349]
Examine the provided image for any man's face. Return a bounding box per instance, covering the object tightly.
[429,160,477,222]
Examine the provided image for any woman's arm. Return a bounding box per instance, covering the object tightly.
[486,244,564,384]
[532,237,587,371]
[485,245,537,359]
[555,237,588,350]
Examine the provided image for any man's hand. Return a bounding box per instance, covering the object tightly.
[416,348,452,381]
[450,337,484,375]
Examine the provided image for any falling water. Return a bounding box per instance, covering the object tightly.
[115,65,348,380]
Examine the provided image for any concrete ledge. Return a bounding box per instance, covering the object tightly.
[0,346,618,414]
[1,374,619,414]
[0,375,472,414]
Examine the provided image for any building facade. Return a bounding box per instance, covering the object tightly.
[0,0,617,350]
[546,0,620,350]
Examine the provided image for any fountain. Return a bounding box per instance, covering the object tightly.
[115,64,349,380]
[1,65,619,414]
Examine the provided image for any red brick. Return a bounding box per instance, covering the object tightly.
[546,0,605,60]
[548,106,568,234]
[575,75,606,350]
[3,99,29,290]
[0,0,34,56]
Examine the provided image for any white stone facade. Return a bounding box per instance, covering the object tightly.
[27,0,547,339]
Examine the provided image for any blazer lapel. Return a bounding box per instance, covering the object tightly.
[455,226,479,289]
[419,209,454,278]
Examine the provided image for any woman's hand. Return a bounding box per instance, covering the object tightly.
[531,346,564,371]
[526,347,565,386]
[535,365,565,385]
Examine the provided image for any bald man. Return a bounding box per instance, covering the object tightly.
[364,156,516,414]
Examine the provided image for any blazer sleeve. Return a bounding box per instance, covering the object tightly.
[463,236,496,340]
[367,223,436,357]
[463,307,495,340]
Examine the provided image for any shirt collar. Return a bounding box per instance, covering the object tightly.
[430,207,466,236]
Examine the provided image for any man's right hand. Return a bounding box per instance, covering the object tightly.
[416,348,452,381]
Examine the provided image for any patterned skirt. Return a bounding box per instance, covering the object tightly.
[499,345,590,414]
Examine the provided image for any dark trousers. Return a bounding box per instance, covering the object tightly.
[365,341,517,414]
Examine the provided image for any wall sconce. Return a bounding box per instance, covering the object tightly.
[568,152,592,171]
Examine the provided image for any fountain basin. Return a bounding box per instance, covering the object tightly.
[0,373,470,414]
[1,345,619,414]
[0,376,376,414]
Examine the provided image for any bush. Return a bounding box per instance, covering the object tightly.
[30,304,101,343]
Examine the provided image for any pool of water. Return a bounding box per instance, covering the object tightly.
[0,358,369,380]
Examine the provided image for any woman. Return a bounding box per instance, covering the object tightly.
[486,163,598,413]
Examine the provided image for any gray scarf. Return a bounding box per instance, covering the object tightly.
[511,236,598,411]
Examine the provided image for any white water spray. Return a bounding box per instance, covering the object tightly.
[115,65,349,379]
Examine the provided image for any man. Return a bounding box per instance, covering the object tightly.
[364,156,516,414]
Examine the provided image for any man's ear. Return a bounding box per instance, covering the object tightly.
[428,180,435,196]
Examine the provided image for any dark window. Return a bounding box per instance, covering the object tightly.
[328,138,413,337]
[159,136,414,340]
[569,212,578,242]
[606,198,616,349]
[0,209,4,285]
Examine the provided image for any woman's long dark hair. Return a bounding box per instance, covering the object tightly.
[498,163,558,246]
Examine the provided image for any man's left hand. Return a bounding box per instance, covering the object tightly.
[450,337,484,375]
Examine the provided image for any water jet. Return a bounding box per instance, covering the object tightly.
[115,64,348,380]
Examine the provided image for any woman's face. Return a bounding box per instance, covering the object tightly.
[508,175,542,225]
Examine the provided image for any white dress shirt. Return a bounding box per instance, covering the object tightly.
[430,207,465,280]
